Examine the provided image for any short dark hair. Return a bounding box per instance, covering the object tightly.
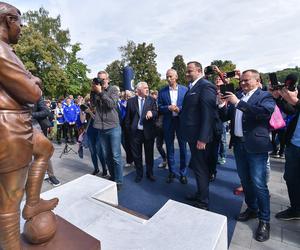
[187,61,202,71]
[242,69,260,81]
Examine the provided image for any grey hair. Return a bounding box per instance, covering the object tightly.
[136,81,148,90]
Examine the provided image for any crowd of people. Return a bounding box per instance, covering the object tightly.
[1,2,299,250]
[39,63,300,244]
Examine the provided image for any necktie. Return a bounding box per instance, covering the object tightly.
[188,82,193,90]
[139,98,144,126]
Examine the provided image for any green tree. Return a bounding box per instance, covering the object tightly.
[105,60,124,89]
[172,55,187,85]
[14,7,90,97]
[121,42,160,89]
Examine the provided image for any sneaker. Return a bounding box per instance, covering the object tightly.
[158,160,167,168]
[47,176,61,187]
[218,158,226,165]
[275,207,300,221]
[279,154,285,159]
[124,162,134,168]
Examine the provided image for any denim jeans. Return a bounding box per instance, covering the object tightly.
[218,122,227,159]
[97,126,123,184]
[87,128,106,172]
[233,142,270,222]
[164,117,187,176]
[284,143,300,211]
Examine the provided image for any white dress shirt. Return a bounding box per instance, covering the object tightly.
[234,88,258,137]
[169,85,178,116]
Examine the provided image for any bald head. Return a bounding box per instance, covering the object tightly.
[0,2,20,21]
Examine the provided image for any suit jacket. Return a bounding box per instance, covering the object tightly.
[125,95,158,140]
[219,88,276,153]
[158,84,188,131]
[180,78,218,143]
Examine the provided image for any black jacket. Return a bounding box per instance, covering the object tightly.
[32,97,54,129]
[125,95,158,140]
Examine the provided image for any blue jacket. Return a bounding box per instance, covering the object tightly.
[158,84,188,130]
[63,104,78,123]
[219,88,275,153]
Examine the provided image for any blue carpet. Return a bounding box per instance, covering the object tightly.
[118,153,243,243]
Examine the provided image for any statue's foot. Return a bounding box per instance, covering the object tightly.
[22,198,59,220]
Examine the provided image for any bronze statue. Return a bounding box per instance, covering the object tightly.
[0,3,58,250]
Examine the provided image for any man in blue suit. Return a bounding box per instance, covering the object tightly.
[158,69,188,184]
[219,69,275,242]
[180,61,218,211]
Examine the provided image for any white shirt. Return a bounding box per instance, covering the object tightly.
[169,85,178,116]
[138,96,145,130]
[234,88,258,137]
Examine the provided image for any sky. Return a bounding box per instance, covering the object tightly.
[8,0,300,78]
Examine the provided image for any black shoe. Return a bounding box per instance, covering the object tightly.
[101,170,108,177]
[47,176,61,187]
[275,207,300,221]
[236,208,258,222]
[180,176,188,184]
[166,173,175,183]
[185,194,198,202]
[209,174,216,182]
[135,176,142,183]
[147,175,156,182]
[92,169,100,175]
[255,221,270,242]
[192,201,209,210]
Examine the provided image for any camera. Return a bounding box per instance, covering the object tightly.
[225,71,236,78]
[92,77,104,86]
[80,104,89,112]
[204,66,214,75]
[269,73,284,90]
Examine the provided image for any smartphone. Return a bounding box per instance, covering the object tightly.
[220,83,235,95]
[269,73,278,87]
[225,71,235,78]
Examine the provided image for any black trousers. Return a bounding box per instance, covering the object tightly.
[131,130,154,178]
[188,142,210,205]
[207,135,222,176]
[156,127,166,160]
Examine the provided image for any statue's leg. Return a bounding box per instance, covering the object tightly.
[0,167,28,250]
[22,130,58,220]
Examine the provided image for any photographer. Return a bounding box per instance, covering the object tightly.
[91,71,123,190]
[270,73,300,221]
[80,95,108,176]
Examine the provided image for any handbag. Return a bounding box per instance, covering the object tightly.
[269,105,286,130]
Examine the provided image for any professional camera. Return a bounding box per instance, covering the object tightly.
[92,77,104,86]
[204,66,215,75]
[269,73,298,91]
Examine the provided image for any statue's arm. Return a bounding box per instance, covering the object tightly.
[0,56,42,104]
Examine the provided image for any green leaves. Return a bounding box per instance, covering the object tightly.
[14,7,90,98]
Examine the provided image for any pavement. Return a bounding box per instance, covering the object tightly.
[41,141,299,250]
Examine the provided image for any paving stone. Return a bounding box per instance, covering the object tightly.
[282,228,300,248]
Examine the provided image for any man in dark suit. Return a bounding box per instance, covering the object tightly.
[158,69,188,184]
[180,61,218,210]
[125,82,158,183]
[219,69,275,242]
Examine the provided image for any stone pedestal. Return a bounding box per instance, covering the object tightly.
[21,215,100,250]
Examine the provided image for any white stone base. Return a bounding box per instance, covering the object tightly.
[21,174,227,250]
